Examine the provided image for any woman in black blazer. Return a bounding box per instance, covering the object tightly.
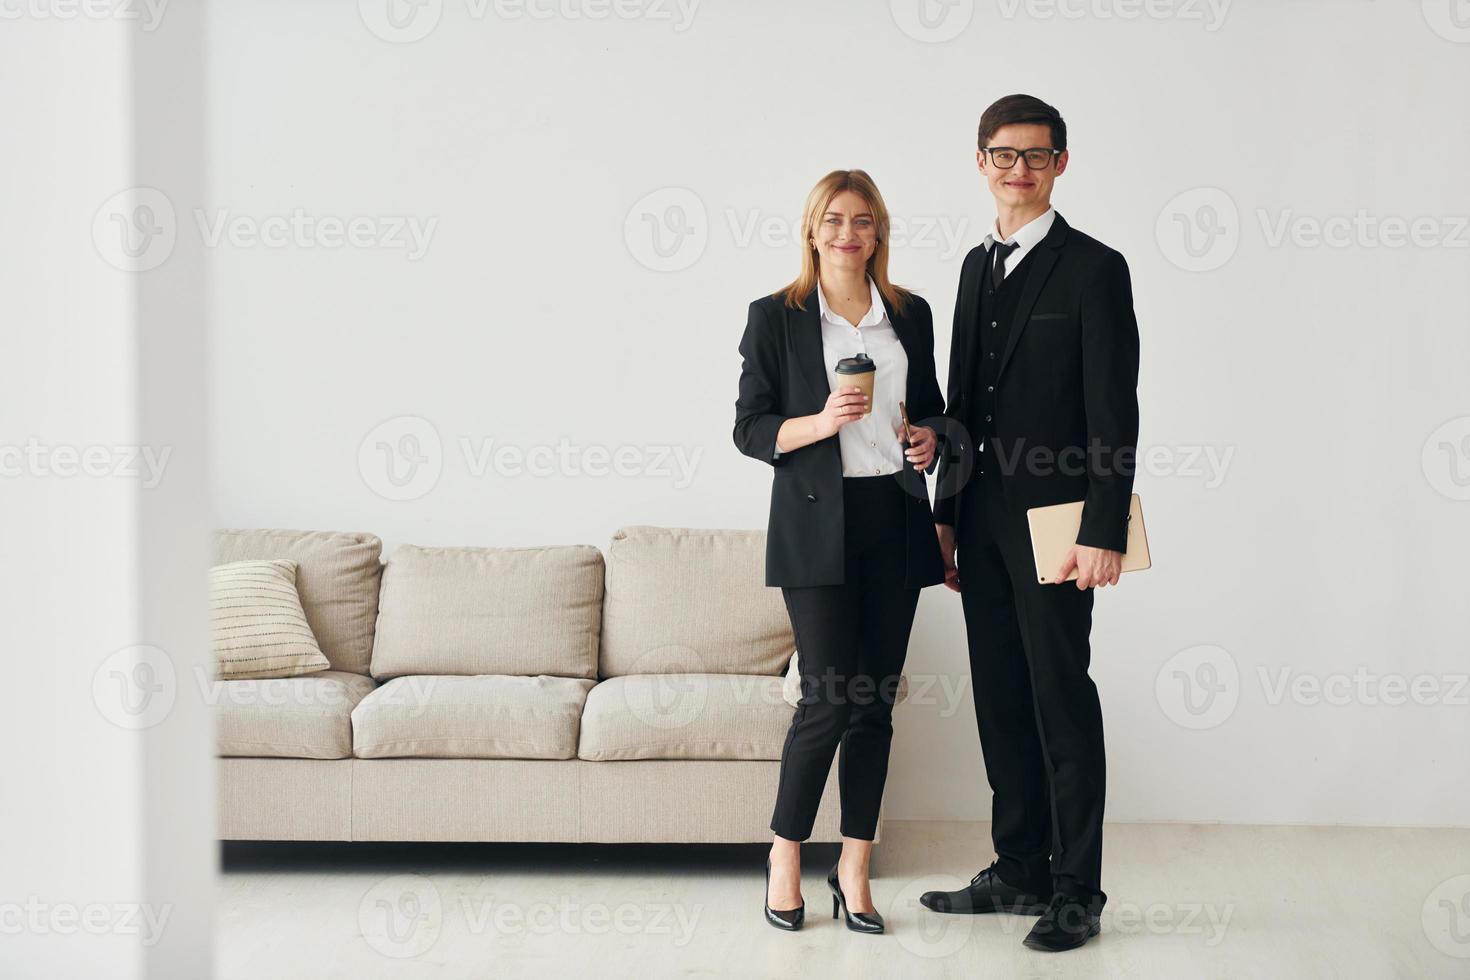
[734,170,948,935]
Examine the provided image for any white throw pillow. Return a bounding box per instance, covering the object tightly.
[211,559,331,680]
[781,651,909,707]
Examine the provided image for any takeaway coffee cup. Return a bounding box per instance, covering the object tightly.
[834,353,876,417]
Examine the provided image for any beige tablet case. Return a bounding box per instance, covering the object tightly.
[1027,494,1151,584]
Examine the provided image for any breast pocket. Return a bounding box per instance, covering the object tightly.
[1029,312,1067,322]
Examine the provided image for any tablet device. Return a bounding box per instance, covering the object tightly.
[1027,494,1152,584]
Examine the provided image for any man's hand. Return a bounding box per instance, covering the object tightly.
[1053,544,1123,590]
[936,524,960,592]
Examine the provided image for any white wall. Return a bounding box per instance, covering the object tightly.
[1,5,213,979]
[206,0,1470,826]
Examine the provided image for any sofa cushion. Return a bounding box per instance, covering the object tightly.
[214,670,376,759]
[213,529,383,676]
[599,527,793,677]
[370,545,603,681]
[352,675,595,760]
[211,559,331,680]
[577,673,792,761]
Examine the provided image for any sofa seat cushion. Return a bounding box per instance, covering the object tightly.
[352,675,596,760]
[577,674,792,761]
[214,670,377,759]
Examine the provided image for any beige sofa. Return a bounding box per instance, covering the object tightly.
[213,526,855,843]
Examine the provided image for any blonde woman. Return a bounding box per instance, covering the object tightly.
[734,170,947,934]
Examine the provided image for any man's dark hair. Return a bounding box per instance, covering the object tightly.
[978,94,1067,152]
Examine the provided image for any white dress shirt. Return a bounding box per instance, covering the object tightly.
[983,205,1055,278]
[816,276,908,477]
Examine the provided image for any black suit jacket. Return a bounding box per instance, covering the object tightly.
[733,286,947,588]
[933,212,1140,552]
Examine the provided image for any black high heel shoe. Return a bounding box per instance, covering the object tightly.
[764,859,805,931]
[828,864,884,934]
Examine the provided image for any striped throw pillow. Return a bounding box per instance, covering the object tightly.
[211,559,331,679]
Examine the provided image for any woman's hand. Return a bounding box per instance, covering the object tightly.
[905,425,937,471]
[814,385,869,439]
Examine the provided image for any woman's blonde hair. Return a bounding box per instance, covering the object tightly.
[779,169,912,315]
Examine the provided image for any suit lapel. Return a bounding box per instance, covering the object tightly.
[791,286,831,409]
[959,248,986,405]
[997,212,1069,380]
[879,290,914,364]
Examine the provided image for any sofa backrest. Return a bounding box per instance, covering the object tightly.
[211,528,383,676]
[369,544,603,681]
[598,526,794,678]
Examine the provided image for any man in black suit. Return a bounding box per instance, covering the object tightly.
[918,94,1140,953]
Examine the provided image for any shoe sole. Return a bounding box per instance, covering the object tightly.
[1022,923,1100,952]
[920,900,1049,916]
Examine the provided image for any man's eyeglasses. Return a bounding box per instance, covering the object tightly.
[982,146,1062,170]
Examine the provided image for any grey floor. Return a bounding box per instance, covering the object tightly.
[218,821,1470,978]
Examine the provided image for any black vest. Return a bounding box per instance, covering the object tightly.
[970,246,1036,481]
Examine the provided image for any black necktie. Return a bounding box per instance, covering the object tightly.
[991,241,1018,288]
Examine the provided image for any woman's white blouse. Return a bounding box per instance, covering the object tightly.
[817,277,908,477]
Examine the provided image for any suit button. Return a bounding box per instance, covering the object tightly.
[987,385,994,392]
[806,492,817,502]
[990,321,997,328]
[989,352,996,359]
[985,414,992,422]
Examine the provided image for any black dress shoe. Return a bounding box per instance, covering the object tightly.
[764,859,804,931]
[918,862,1050,915]
[827,864,884,934]
[1022,894,1101,952]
